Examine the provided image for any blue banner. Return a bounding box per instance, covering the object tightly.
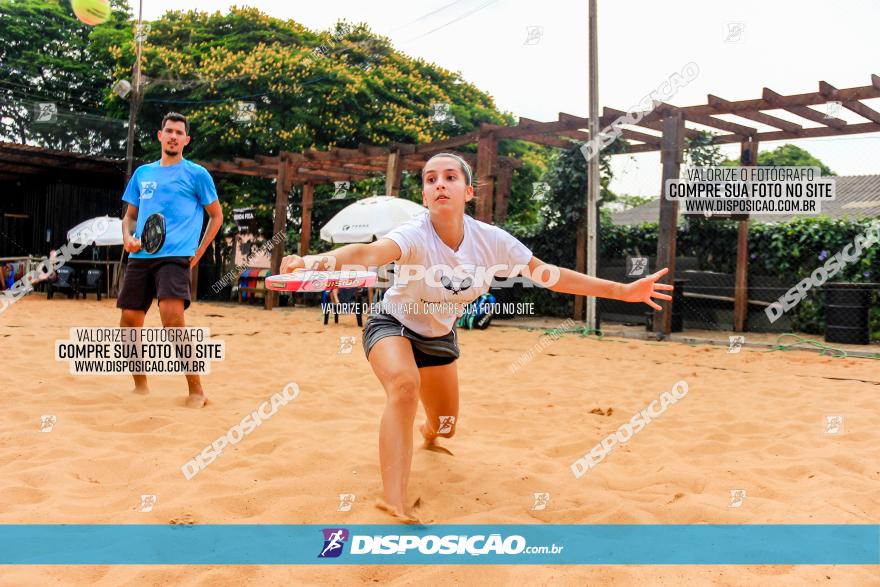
[1,525,877,564]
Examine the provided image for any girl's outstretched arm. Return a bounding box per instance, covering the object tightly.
[280,238,401,273]
[525,256,674,311]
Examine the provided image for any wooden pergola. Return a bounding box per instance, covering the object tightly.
[201,140,522,309]
[419,74,880,333]
[205,74,880,329]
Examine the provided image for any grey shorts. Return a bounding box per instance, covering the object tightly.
[362,312,459,368]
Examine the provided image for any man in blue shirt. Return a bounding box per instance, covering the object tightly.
[118,112,223,408]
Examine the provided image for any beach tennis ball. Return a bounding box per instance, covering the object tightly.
[71,0,111,26]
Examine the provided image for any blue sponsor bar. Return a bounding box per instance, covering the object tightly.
[1,525,877,564]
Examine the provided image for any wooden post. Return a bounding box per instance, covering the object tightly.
[574,217,586,320]
[475,131,497,222]
[652,113,684,334]
[300,182,314,257]
[265,156,291,310]
[734,138,757,332]
[385,149,403,196]
[494,164,512,222]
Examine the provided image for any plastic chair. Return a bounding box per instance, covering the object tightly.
[47,266,77,299]
[77,268,103,300]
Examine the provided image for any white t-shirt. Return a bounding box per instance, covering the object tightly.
[380,212,533,337]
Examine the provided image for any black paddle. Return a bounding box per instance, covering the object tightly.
[139,213,166,254]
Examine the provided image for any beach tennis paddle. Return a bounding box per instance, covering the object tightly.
[140,213,166,254]
[265,269,377,292]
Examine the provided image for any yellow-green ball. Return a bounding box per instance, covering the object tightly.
[71,0,111,26]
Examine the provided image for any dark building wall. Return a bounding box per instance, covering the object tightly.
[0,173,124,256]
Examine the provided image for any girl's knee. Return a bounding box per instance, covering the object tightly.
[385,371,420,408]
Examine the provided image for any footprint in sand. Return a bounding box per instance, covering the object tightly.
[589,407,614,416]
[668,492,685,504]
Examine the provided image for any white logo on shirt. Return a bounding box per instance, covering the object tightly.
[140,181,157,200]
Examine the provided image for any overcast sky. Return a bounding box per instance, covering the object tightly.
[139,0,880,196]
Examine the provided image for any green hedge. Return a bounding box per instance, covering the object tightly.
[597,216,880,339]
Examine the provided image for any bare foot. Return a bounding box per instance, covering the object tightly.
[132,386,150,395]
[186,393,207,409]
[419,422,454,456]
[375,499,425,525]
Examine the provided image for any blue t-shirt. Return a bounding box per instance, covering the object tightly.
[122,159,219,259]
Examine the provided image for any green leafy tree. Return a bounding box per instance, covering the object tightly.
[0,0,131,152]
[1,4,554,259]
[684,130,724,168]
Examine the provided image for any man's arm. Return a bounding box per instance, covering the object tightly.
[122,204,141,253]
[192,201,223,268]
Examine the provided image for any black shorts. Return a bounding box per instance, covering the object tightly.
[362,312,459,368]
[116,256,192,312]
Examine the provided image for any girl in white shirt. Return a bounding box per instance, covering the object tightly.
[280,153,672,523]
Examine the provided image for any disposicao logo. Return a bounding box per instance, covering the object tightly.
[318,528,349,558]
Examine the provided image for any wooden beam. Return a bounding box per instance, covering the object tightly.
[415,131,480,153]
[357,143,388,157]
[491,119,577,139]
[558,128,590,141]
[291,168,372,182]
[291,159,385,172]
[653,114,684,335]
[685,113,757,137]
[0,164,41,175]
[684,82,880,118]
[872,74,880,90]
[820,80,880,125]
[300,182,314,257]
[0,151,119,174]
[604,107,701,140]
[494,164,512,223]
[558,112,590,128]
[763,87,847,129]
[293,164,374,177]
[387,143,417,155]
[618,128,661,145]
[842,100,880,125]
[475,133,497,222]
[301,148,373,161]
[255,154,282,166]
[734,138,757,332]
[517,133,575,149]
[707,94,802,133]
[385,149,403,196]
[204,161,275,178]
[751,120,879,143]
[621,143,662,154]
[667,120,880,151]
[265,157,291,310]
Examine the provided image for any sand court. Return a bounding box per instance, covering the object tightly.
[0,296,877,583]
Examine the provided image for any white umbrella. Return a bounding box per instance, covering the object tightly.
[67,216,123,246]
[320,195,427,244]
